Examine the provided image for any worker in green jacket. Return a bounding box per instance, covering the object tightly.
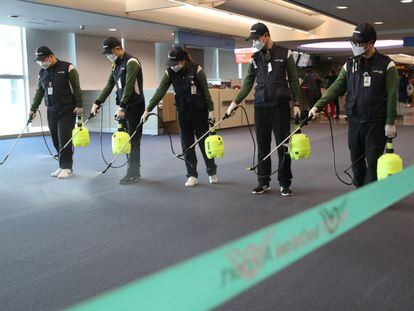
[226,23,301,197]
[91,37,145,185]
[309,23,398,187]
[29,46,83,179]
[141,47,217,187]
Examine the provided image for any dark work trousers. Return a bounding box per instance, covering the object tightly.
[47,107,75,170]
[177,109,217,178]
[334,97,340,117]
[255,104,292,188]
[122,103,145,177]
[348,117,387,188]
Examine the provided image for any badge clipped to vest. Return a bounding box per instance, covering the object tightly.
[47,82,53,95]
[363,72,371,88]
[267,62,273,73]
[190,81,197,95]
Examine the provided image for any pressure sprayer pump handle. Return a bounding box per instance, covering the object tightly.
[386,138,394,153]
[209,120,216,134]
[77,114,82,127]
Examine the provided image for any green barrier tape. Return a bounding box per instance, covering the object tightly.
[69,166,414,311]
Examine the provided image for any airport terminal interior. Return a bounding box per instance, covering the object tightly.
[0,1,413,310]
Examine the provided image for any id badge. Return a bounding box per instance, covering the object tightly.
[267,62,272,73]
[363,74,371,87]
[117,78,123,89]
[47,87,53,95]
[191,85,197,95]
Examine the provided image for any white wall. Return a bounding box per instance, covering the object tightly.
[75,34,109,90]
[124,39,156,89]
[75,35,157,90]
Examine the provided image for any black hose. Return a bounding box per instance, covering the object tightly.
[148,113,192,167]
[37,109,59,161]
[240,105,285,178]
[99,108,128,169]
[326,115,354,186]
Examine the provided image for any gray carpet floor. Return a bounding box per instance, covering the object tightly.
[0,122,413,311]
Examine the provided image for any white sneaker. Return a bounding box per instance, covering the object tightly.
[51,168,62,177]
[57,169,73,179]
[209,175,218,184]
[185,176,198,187]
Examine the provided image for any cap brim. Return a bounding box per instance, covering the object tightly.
[245,34,260,42]
[348,34,365,43]
[34,54,49,61]
[102,48,112,55]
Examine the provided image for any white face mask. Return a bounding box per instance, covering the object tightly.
[253,39,265,51]
[171,64,183,72]
[351,45,367,57]
[36,60,51,69]
[106,54,117,62]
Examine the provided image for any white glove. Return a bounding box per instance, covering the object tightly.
[385,124,397,138]
[226,101,238,116]
[91,103,100,116]
[141,110,150,124]
[28,111,36,121]
[308,107,319,119]
[293,106,301,118]
[208,111,216,123]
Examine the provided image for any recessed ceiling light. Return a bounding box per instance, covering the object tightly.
[336,6,348,9]
[401,0,413,3]
[8,15,20,18]
[374,21,384,25]
[108,28,117,32]
[328,57,332,60]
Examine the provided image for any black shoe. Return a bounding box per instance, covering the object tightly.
[335,115,340,120]
[119,174,140,185]
[252,184,270,194]
[280,186,293,197]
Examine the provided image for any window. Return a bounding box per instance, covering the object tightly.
[0,25,26,135]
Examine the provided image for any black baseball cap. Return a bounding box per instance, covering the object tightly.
[167,46,187,66]
[35,46,53,61]
[246,22,270,41]
[102,37,122,55]
[350,23,377,43]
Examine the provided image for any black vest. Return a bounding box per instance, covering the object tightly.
[167,62,206,119]
[252,44,291,107]
[113,52,145,107]
[38,60,75,109]
[345,52,391,121]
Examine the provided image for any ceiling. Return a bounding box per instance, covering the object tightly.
[0,0,413,62]
[285,0,414,36]
[0,0,177,42]
[1,0,355,44]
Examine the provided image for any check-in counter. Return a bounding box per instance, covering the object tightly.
[241,89,255,126]
[210,89,221,117]
[218,89,242,129]
[157,88,246,132]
